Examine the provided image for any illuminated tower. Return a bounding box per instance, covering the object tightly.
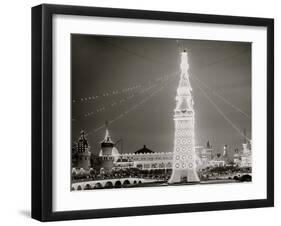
[100,123,115,172]
[168,50,200,183]
[76,131,91,170]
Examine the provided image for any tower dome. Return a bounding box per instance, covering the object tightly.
[99,123,116,172]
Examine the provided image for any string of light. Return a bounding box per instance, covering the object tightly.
[74,71,179,121]
[72,73,174,104]
[193,77,251,143]
[72,84,141,103]
[77,41,251,142]
[75,41,249,105]
[191,75,251,119]
[198,48,250,69]
[81,83,158,120]
[99,38,175,67]
[88,72,178,136]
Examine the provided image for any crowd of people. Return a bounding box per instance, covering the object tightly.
[198,165,252,181]
[72,167,172,183]
[72,165,252,183]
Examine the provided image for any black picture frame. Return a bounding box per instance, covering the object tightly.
[32,4,274,222]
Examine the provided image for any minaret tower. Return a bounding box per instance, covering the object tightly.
[168,50,200,183]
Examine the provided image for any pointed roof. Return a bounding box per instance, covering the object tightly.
[101,128,114,144]
[178,50,192,95]
[101,121,114,144]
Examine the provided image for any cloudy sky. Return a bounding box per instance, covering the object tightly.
[71,34,251,156]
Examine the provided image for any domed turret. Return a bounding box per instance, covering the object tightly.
[135,145,154,154]
[99,122,117,171]
[100,127,114,155]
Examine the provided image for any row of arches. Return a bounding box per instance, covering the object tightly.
[72,179,142,190]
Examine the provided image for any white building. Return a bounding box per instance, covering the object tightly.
[240,143,252,167]
[233,142,252,168]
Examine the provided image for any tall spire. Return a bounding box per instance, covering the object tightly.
[175,50,194,113]
[168,50,199,184]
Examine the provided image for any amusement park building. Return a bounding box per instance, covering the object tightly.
[72,128,251,172]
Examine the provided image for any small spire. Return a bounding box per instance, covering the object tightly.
[79,130,86,141]
[101,121,114,144]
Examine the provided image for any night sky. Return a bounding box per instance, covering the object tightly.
[71,34,251,157]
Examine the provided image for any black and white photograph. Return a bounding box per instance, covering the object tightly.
[71,35,252,191]
[29,3,274,222]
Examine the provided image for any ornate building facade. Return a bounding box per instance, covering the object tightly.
[233,142,252,168]
[72,127,251,175]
